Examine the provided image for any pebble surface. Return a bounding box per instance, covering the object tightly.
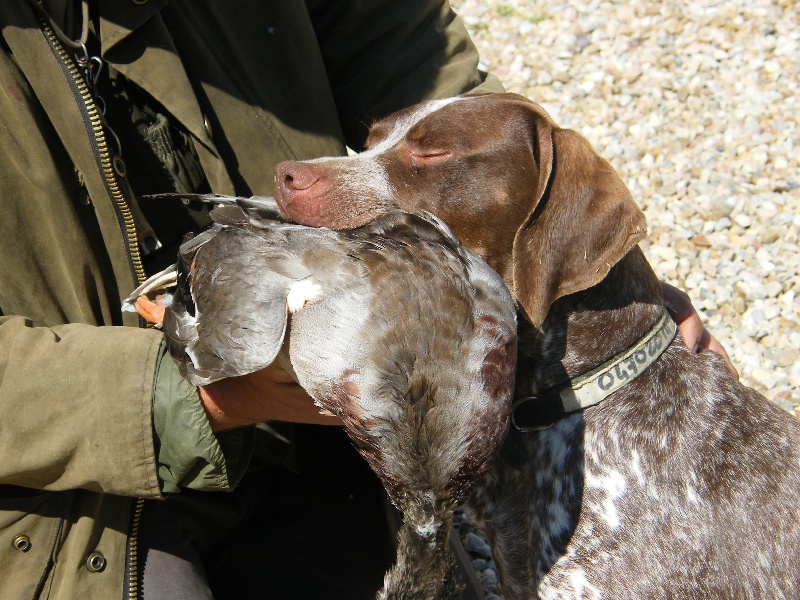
[453,0,799,412]
[449,0,799,595]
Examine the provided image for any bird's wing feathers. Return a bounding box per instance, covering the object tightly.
[169,227,317,386]
[121,264,179,312]
[140,193,283,227]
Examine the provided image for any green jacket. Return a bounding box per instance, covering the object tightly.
[0,0,501,597]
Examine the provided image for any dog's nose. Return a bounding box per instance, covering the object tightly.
[275,161,320,195]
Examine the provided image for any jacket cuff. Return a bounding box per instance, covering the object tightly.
[465,72,505,95]
[152,341,254,494]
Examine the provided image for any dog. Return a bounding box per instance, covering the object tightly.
[273,93,800,599]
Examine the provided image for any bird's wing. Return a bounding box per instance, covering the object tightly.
[167,226,316,386]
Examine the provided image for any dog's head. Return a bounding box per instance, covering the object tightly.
[274,93,647,325]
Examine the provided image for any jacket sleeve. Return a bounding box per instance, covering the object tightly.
[151,342,254,495]
[0,316,250,497]
[0,316,163,497]
[305,0,504,149]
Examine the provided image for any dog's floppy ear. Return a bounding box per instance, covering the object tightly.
[511,123,647,327]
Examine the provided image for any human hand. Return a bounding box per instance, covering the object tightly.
[198,361,342,431]
[661,281,739,379]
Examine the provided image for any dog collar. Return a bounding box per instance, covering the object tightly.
[512,311,677,432]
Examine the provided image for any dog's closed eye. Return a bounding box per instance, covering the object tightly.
[408,148,453,170]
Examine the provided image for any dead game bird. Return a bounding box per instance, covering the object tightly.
[123,195,517,599]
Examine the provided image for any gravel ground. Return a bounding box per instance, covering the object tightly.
[449,0,799,596]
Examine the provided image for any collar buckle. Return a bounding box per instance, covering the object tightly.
[511,395,561,432]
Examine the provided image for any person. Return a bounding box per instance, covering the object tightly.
[0,1,735,598]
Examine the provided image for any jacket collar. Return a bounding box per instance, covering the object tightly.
[97,1,216,155]
[97,0,168,53]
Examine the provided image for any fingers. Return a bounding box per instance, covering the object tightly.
[198,365,343,431]
[661,281,739,379]
[661,281,694,323]
[705,335,739,380]
[661,281,703,351]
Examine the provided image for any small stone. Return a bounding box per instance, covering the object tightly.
[575,34,591,52]
[733,296,747,314]
[740,308,768,339]
[657,247,678,261]
[659,182,678,196]
[761,228,782,244]
[764,281,783,298]
[463,532,493,559]
[537,71,554,85]
[759,334,779,349]
[727,231,749,249]
[554,71,572,83]
[752,367,782,390]
[472,558,488,571]
[479,568,499,591]
[777,348,800,370]
[690,234,712,247]
[771,394,796,414]
[623,66,642,84]
[779,290,796,308]
[715,216,732,231]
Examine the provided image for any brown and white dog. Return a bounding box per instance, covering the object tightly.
[274,93,800,599]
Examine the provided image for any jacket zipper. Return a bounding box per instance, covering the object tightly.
[35,15,147,600]
[37,18,147,286]
[125,497,145,599]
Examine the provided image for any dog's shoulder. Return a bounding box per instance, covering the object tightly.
[541,354,800,597]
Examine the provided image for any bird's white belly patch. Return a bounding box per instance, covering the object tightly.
[287,279,323,312]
